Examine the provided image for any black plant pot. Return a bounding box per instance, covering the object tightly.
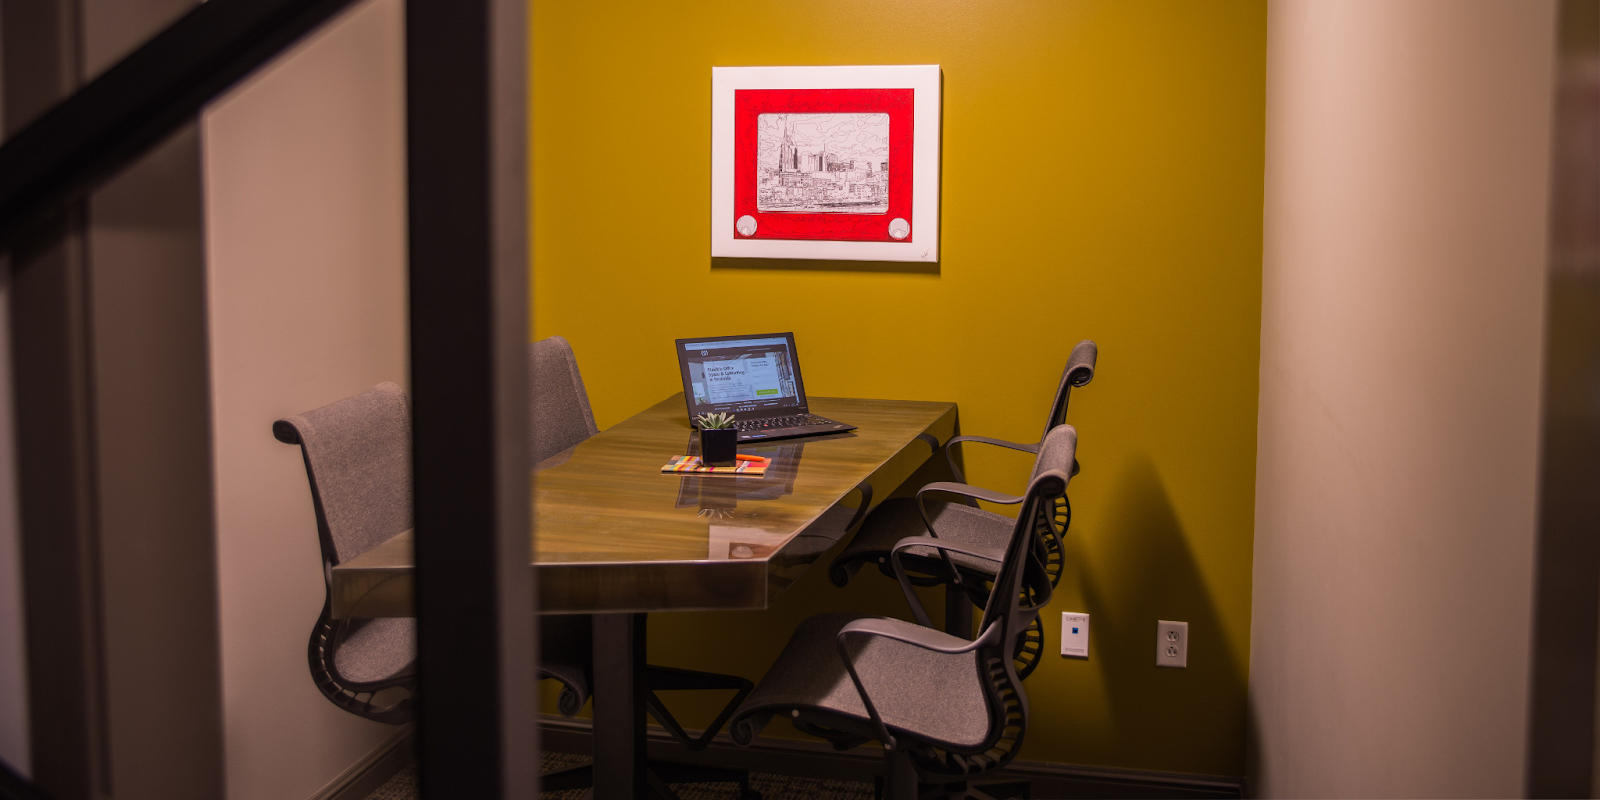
[700,427,737,467]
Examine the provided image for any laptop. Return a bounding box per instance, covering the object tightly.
[674,332,856,442]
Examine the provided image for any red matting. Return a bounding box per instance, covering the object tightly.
[733,88,914,243]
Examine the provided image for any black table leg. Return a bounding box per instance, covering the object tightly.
[944,586,973,638]
[592,612,649,798]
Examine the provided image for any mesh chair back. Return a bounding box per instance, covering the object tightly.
[993,425,1073,628]
[1039,339,1097,441]
[526,337,607,720]
[530,336,600,463]
[273,382,416,723]
[1032,339,1095,597]
[917,424,1076,777]
[272,382,412,567]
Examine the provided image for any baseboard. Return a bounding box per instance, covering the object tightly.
[313,725,415,800]
[538,714,1242,798]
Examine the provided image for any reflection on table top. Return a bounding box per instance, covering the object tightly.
[332,393,956,617]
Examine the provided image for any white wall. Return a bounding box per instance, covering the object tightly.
[1250,1,1557,796]
[201,0,409,797]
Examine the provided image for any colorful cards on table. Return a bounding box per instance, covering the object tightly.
[661,454,770,476]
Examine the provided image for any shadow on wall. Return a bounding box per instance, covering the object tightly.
[1073,457,1248,775]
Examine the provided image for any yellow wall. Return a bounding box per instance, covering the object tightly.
[532,0,1265,777]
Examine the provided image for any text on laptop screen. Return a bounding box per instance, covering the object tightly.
[681,336,801,414]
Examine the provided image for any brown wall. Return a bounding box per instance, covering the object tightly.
[1526,0,1600,792]
[0,13,29,774]
[0,269,26,780]
[201,0,410,797]
[1249,1,1557,795]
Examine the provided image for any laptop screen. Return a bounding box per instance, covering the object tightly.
[676,332,810,421]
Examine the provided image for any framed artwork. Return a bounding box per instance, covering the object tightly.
[711,65,941,262]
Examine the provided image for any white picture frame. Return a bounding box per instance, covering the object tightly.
[710,65,942,262]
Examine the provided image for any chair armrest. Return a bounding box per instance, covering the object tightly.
[916,481,1023,543]
[913,484,1023,589]
[1066,340,1098,387]
[834,617,1001,750]
[843,481,875,536]
[888,536,1005,628]
[916,481,1025,507]
[943,435,1039,483]
[840,616,995,655]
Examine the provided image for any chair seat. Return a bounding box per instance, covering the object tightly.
[333,617,416,684]
[835,497,1012,578]
[733,612,991,752]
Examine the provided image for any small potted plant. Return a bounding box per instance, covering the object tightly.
[695,411,738,467]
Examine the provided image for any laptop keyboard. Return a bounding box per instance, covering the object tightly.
[735,414,833,431]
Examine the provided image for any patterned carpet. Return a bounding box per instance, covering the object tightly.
[366,751,875,799]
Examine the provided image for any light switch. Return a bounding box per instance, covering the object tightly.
[1060,612,1089,658]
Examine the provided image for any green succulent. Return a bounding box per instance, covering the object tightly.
[695,411,737,430]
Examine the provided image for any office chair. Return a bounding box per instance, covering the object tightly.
[531,336,758,796]
[273,382,417,724]
[829,340,1097,679]
[277,371,755,793]
[271,381,607,729]
[730,425,1078,800]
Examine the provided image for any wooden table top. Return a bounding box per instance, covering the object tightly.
[332,394,957,616]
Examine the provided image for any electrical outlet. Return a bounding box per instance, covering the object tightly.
[1060,612,1089,658]
[1156,620,1188,668]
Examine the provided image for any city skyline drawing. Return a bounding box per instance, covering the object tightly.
[756,113,890,213]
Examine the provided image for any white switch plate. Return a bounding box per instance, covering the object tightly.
[1157,620,1188,668]
[1060,612,1089,658]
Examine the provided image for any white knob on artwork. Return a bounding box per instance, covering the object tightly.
[736,215,758,237]
[888,218,910,240]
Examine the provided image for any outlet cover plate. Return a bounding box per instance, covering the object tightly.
[1157,620,1188,668]
[1061,612,1089,658]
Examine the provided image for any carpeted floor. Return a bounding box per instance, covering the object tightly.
[366,751,875,799]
